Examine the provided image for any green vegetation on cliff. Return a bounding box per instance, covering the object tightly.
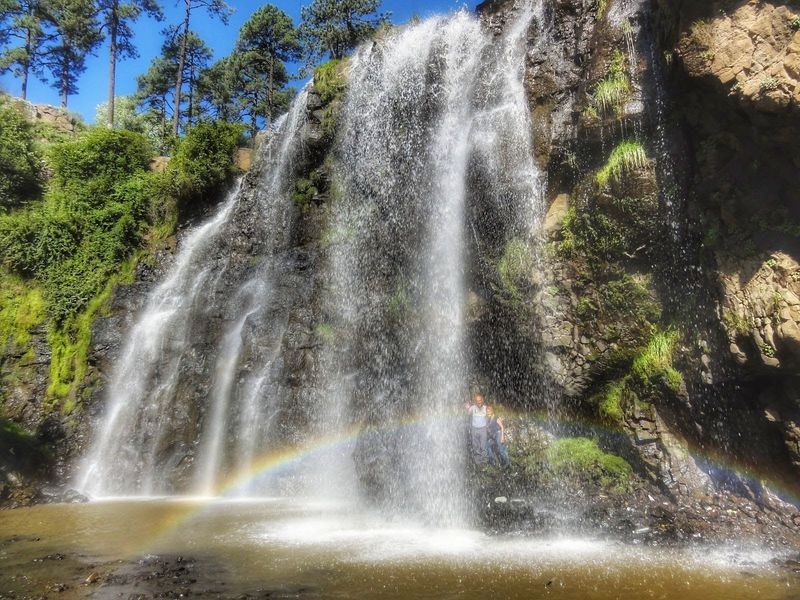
[596,140,648,187]
[590,50,631,117]
[631,329,683,392]
[0,100,243,410]
[545,437,632,492]
[0,98,43,210]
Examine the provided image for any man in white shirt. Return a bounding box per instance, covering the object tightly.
[464,393,488,465]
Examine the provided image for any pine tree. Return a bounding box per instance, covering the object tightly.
[170,0,231,136]
[135,54,176,152]
[299,0,388,64]
[40,0,101,107]
[236,4,299,127]
[0,0,48,99]
[96,0,163,128]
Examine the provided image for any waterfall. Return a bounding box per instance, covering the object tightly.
[323,2,543,524]
[78,1,546,524]
[78,91,310,497]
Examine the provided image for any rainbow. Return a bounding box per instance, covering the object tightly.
[102,408,800,556]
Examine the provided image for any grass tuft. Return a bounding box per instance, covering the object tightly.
[596,140,648,186]
[589,49,631,116]
[631,329,683,392]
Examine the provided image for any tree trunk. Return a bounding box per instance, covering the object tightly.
[172,0,190,137]
[108,6,118,128]
[187,66,193,131]
[267,57,274,128]
[60,56,68,108]
[21,26,32,100]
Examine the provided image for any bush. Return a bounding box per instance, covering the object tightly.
[0,98,43,209]
[48,128,151,202]
[168,121,244,203]
[545,437,632,492]
[314,59,347,104]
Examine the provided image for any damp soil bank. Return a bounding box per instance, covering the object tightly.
[1,499,799,599]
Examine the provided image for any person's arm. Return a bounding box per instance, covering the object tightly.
[464,403,472,413]
[498,417,505,443]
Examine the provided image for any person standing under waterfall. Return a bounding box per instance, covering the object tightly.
[486,406,510,467]
[464,393,488,465]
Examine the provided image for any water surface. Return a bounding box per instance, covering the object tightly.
[1,499,797,599]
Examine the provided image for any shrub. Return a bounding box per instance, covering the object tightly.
[596,140,648,186]
[292,178,318,209]
[48,128,151,201]
[168,121,244,203]
[545,437,632,492]
[314,59,347,104]
[0,98,43,209]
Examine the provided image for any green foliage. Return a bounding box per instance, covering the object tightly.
[0,127,152,323]
[497,238,533,298]
[0,0,48,98]
[596,140,648,187]
[48,128,150,195]
[0,272,44,349]
[314,58,347,103]
[723,311,750,335]
[292,177,318,209]
[689,20,714,49]
[589,49,630,116]
[167,120,244,203]
[95,96,149,133]
[598,378,626,423]
[47,254,137,405]
[792,15,800,30]
[315,323,335,344]
[631,329,683,392]
[0,97,43,209]
[759,76,778,92]
[599,275,660,323]
[545,437,632,492]
[39,0,103,105]
[300,0,389,63]
[558,206,627,261]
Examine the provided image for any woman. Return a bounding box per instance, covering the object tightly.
[486,406,510,467]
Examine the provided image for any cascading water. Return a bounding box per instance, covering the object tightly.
[78,92,310,497]
[324,2,544,524]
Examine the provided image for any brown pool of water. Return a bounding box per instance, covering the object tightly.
[0,499,797,599]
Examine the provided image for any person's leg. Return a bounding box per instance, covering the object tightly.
[477,427,488,464]
[487,437,496,465]
[499,442,510,467]
[470,427,480,464]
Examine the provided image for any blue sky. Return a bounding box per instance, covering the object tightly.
[0,0,479,123]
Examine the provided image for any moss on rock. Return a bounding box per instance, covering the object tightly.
[545,436,632,492]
